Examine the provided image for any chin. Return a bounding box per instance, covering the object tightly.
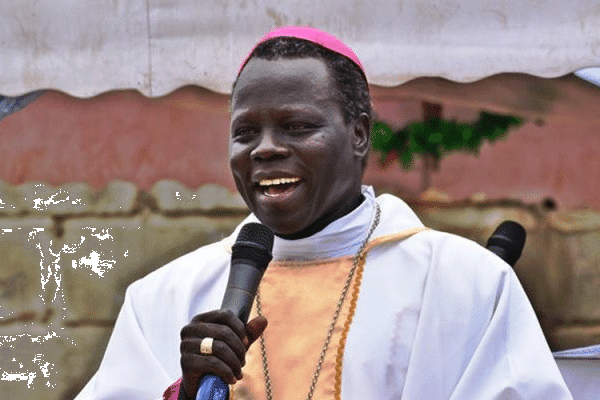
[260,221,297,237]
[255,215,304,237]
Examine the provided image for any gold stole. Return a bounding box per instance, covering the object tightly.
[231,227,428,400]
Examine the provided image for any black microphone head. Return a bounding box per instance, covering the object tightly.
[232,223,274,270]
[225,223,274,322]
[486,220,526,267]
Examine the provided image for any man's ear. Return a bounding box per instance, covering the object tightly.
[352,113,371,160]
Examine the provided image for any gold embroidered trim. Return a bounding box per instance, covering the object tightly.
[333,248,367,399]
[366,227,430,253]
[268,256,354,268]
[332,226,430,399]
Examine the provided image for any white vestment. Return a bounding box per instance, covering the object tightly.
[76,187,572,400]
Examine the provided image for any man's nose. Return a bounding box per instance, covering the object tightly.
[251,129,290,161]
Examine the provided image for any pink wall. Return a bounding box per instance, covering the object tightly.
[1,86,599,210]
[368,99,600,209]
[0,88,234,190]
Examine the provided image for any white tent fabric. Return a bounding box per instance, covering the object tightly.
[576,68,600,87]
[1,0,599,97]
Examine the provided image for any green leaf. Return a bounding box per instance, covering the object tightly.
[371,111,522,171]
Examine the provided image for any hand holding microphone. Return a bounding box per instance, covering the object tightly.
[179,223,274,400]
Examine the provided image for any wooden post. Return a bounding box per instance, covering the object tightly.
[420,102,443,193]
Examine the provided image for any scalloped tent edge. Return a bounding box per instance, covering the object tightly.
[1,0,599,98]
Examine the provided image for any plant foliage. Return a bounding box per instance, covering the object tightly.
[371,112,522,170]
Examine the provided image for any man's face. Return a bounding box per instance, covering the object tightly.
[229,57,367,236]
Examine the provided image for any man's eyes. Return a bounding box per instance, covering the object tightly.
[232,127,259,138]
[233,122,317,138]
[284,122,317,131]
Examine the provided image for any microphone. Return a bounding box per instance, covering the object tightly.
[485,221,526,267]
[195,223,274,400]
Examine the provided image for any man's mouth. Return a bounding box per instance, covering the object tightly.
[258,177,302,197]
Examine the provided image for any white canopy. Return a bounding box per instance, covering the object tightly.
[1,0,599,97]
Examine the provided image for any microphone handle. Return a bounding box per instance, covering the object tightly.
[195,375,229,400]
[194,264,267,400]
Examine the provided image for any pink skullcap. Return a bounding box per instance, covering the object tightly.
[238,26,365,76]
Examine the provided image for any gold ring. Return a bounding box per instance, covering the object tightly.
[200,337,214,355]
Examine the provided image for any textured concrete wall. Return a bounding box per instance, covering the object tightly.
[411,197,600,350]
[1,181,599,399]
[0,181,248,399]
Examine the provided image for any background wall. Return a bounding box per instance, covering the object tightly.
[1,84,599,398]
[2,85,600,210]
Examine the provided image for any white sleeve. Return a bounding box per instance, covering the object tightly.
[75,284,174,400]
[402,233,573,399]
[74,241,231,400]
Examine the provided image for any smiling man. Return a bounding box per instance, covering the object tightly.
[229,55,368,239]
[76,27,572,400]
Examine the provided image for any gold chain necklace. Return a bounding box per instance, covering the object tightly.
[255,203,381,400]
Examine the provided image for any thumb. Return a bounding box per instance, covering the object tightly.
[245,315,268,348]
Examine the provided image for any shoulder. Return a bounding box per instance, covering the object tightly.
[413,230,518,315]
[375,192,510,274]
[373,194,513,298]
[420,229,510,274]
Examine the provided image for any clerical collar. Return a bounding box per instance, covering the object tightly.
[269,186,377,261]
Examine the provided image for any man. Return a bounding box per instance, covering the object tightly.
[77,26,572,400]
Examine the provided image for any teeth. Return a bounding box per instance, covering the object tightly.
[259,177,301,187]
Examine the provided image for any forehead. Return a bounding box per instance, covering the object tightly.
[231,57,337,114]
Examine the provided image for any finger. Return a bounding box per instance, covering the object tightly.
[182,373,199,398]
[181,322,246,362]
[245,316,268,348]
[190,310,247,340]
[181,337,245,374]
[181,352,238,386]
